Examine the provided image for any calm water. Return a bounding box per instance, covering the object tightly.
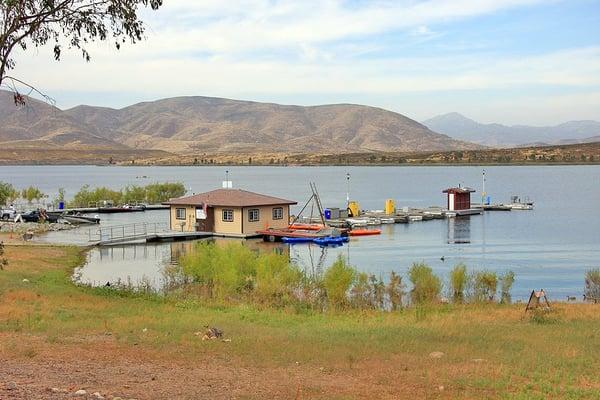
[2,165,599,300]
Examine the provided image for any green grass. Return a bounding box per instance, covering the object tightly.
[1,245,600,399]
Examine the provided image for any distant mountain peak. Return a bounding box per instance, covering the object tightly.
[423,112,600,147]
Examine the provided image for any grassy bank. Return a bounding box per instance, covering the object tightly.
[1,244,599,399]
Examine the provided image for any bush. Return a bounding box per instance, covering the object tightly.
[0,182,18,206]
[585,269,600,302]
[350,272,372,309]
[70,185,122,207]
[21,186,45,204]
[499,271,515,304]
[0,241,7,270]
[145,182,186,204]
[323,255,355,309]
[450,263,468,303]
[254,251,303,305]
[122,185,147,204]
[408,262,441,305]
[386,271,404,311]
[179,241,302,305]
[69,182,186,207]
[473,271,498,302]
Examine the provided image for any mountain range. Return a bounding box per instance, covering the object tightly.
[0,91,478,154]
[423,112,600,147]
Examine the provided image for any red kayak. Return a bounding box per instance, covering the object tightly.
[288,223,325,231]
[349,229,382,236]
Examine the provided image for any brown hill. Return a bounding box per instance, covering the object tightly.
[1,91,479,154]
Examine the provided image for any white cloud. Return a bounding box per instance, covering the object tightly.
[8,0,600,124]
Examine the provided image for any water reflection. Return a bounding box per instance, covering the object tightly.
[77,238,291,291]
[447,216,471,244]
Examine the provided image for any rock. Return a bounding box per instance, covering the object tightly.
[92,392,105,399]
[6,382,17,390]
[142,328,148,333]
[74,389,87,396]
[429,351,445,359]
[49,387,67,393]
[438,385,445,391]
[22,278,30,283]
[112,397,123,400]
[472,358,486,363]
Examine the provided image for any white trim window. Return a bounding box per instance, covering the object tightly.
[272,207,283,220]
[248,208,260,222]
[175,208,186,220]
[222,209,234,222]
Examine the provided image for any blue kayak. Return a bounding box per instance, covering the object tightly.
[282,237,314,243]
[313,236,345,246]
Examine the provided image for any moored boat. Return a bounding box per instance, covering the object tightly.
[349,229,382,236]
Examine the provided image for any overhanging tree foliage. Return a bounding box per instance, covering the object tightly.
[0,0,162,103]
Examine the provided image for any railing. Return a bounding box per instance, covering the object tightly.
[88,222,169,243]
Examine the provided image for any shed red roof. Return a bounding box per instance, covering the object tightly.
[164,189,297,207]
[443,187,476,194]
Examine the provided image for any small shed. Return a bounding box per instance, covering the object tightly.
[163,188,297,237]
[443,186,475,211]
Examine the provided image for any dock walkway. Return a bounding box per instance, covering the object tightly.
[88,222,259,246]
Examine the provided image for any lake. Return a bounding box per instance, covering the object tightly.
[2,165,599,300]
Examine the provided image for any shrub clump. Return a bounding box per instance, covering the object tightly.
[323,256,356,309]
[0,241,8,270]
[585,269,600,303]
[69,182,186,207]
[450,263,468,303]
[408,262,441,305]
[499,271,515,304]
[473,271,498,302]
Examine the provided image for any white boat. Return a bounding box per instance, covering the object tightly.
[507,195,534,210]
[408,215,423,222]
[346,218,368,227]
[380,217,395,224]
[507,203,534,210]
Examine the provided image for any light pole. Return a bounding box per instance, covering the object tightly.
[482,169,486,204]
[346,172,351,207]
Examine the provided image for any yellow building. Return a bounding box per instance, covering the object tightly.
[164,188,297,237]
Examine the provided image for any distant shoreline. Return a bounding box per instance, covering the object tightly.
[0,141,598,167]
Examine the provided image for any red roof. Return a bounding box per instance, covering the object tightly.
[443,187,475,194]
[164,189,297,207]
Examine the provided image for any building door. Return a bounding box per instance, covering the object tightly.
[195,207,214,232]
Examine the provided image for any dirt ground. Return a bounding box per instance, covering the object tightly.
[0,332,478,400]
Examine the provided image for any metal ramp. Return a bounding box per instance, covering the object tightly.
[88,222,169,245]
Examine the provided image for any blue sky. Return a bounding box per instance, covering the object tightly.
[11,0,600,125]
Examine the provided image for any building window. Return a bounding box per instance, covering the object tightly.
[222,209,234,222]
[175,208,186,220]
[248,208,260,222]
[272,207,283,220]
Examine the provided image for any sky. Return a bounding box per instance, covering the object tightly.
[9,0,600,125]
